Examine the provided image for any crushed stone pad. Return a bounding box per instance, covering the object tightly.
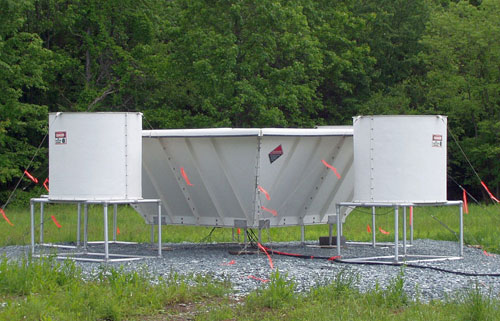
[2,239,500,302]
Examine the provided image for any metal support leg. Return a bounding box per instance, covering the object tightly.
[77,203,81,247]
[403,207,407,256]
[301,225,305,244]
[410,206,414,245]
[84,203,88,252]
[158,202,162,258]
[103,204,109,262]
[459,203,464,257]
[328,224,333,246]
[371,206,376,248]
[151,225,155,245]
[244,228,247,245]
[394,205,399,263]
[40,202,44,244]
[30,201,35,255]
[113,204,117,242]
[336,205,341,257]
[258,228,262,243]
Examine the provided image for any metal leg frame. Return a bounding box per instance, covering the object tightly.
[335,201,464,264]
[371,206,376,248]
[77,203,81,247]
[30,198,161,263]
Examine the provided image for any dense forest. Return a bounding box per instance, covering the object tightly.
[0,0,499,206]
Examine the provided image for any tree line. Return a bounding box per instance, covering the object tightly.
[1,0,499,205]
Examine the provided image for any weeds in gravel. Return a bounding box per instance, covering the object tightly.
[246,270,296,309]
[0,255,230,320]
[455,281,498,321]
[200,270,500,321]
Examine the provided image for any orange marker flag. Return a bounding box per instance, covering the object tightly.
[257,243,274,269]
[248,275,269,283]
[24,170,38,184]
[463,189,469,214]
[258,185,271,200]
[378,227,390,235]
[484,250,495,257]
[366,224,372,233]
[51,215,62,228]
[321,160,341,179]
[180,167,193,186]
[0,208,14,226]
[261,206,277,217]
[43,178,50,192]
[237,228,241,235]
[481,181,499,203]
[116,227,121,235]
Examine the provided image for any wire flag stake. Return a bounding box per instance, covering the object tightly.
[0,208,14,226]
[24,170,38,184]
[481,181,499,203]
[51,215,62,228]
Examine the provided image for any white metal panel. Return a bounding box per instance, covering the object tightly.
[48,112,142,200]
[353,115,447,203]
[258,135,354,226]
[143,128,261,137]
[262,127,353,136]
[135,128,354,228]
[138,135,259,226]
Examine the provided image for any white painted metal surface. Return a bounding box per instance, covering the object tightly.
[135,128,354,228]
[48,112,142,200]
[353,115,447,203]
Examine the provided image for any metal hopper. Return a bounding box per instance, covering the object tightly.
[134,127,354,229]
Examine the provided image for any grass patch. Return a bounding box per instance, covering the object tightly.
[1,204,499,253]
[199,269,500,321]
[0,255,230,320]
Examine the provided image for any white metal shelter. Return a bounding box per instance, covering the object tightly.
[335,115,463,263]
[31,112,161,262]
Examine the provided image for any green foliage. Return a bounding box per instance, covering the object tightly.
[0,0,50,200]
[246,270,296,309]
[1,0,500,202]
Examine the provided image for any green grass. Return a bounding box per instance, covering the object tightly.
[1,203,500,320]
[1,256,500,320]
[0,255,230,320]
[199,268,500,321]
[1,203,498,252]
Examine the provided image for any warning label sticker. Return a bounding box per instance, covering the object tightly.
[269,145,283,163]
[432,134,442,147]
[55,131,67,145]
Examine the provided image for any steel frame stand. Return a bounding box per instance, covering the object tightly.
[30,197,162,262]
[336,201,463,264]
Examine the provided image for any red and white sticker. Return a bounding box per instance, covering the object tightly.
[268,145,284,164]
[432,134,442,147]
[55,131,67,145]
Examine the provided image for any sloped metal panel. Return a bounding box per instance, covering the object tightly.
[135,128,354,228]
[257,135,353,226]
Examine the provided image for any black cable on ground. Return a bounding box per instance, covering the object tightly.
[199,227,218,243]
[333,258,500,277]
[254,242,500,277]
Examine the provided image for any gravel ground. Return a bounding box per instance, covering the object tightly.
[2,239,500,302]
